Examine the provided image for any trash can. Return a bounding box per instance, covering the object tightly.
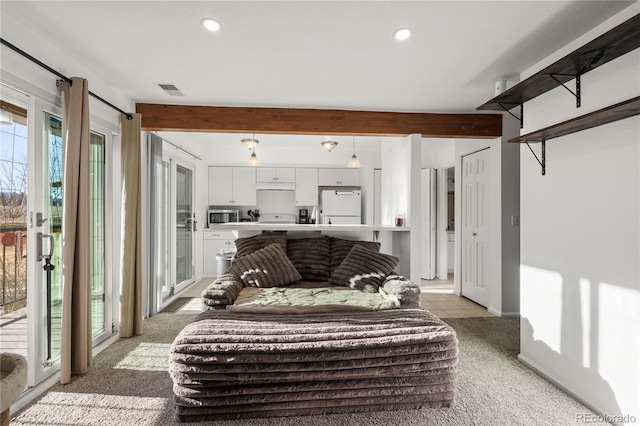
[216,248,236,276]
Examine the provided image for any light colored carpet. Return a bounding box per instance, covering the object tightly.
[11,311,607,425]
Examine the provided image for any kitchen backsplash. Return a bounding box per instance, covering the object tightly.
[256,189,297,215]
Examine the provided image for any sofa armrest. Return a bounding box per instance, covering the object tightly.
[201,273,244,311]
[381,275,421,308]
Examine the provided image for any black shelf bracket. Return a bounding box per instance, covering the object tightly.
[545,73,581,108]
[525,141,546,176]
[497,102,524,129]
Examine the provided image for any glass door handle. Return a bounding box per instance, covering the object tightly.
[37,232,54,261]
[36,212,48,227]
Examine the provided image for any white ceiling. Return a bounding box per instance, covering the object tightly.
[1,1,634,148]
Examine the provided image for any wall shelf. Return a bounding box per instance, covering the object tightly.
[508,96,640,144]
[477,13,640,127]
[509,96,640,175]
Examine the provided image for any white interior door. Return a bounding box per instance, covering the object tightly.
[421,169,436,279]
[461,148,490,307]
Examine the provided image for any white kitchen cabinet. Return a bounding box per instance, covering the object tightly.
[256,167,295,183]
[208,166,256,205]
[318,168,360,186]
[208,167,232,205]
[232,167,257,205]
[203,230,236,276]
[295,168,318,206]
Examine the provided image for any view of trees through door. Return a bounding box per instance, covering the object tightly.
[0,101,28,319]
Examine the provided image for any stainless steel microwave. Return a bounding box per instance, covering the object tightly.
[208,209,240,225]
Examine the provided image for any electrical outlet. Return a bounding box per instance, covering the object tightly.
[511,215,520,226]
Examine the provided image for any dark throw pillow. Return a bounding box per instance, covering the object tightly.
[286,236,331,281]
[234,231,287,258]
[328,245,399,293]
[329,237,381,274]
[230,243,301,288]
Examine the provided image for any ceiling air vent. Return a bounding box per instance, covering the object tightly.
[158,83,184,96]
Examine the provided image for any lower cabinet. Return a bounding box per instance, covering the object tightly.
[203,230,236,276]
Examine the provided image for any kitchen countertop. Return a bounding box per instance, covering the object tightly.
[208,223,410,232]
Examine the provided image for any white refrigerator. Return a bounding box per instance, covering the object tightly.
[321,190,362,224]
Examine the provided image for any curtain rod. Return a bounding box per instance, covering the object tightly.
[1,38,133,120]
[157,133,202,160]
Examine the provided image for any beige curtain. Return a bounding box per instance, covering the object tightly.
[120,113,144,337]
[59,77,92,384]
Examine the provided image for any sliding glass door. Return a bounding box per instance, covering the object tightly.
[158,154,195,303]
[0,83,113,391]
[174,164,194,291]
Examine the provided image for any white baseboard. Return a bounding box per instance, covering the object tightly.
[487,307,501,317]
[94,333,119,356]
[518,354,624,426]
[11,371,60,414]
[487,307,519,317]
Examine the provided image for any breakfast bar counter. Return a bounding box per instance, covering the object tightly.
[209,222,409,232]
[209,223,409,242]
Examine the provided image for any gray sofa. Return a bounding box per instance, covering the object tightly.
[169,233,458,422]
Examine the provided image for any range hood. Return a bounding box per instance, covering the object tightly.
[256,182,295,190]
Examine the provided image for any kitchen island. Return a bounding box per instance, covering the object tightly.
[209,222,409,239]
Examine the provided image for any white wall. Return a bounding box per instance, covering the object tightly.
[421,138,455,169]
[518,4,639,423]
[380,134,422,282]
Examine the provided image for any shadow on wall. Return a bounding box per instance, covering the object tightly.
[519,317,622,421]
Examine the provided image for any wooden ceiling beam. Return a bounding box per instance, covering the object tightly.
[136,103,502,139]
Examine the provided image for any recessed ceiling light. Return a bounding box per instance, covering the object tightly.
[201,18,222,32]
[393,28,412,41]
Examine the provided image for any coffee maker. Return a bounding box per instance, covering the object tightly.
[298,209,309,224]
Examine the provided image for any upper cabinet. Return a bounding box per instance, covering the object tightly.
[208,166,256,205]
[318,168,360,186]
[256,167,295,183]
[295,168,318,206]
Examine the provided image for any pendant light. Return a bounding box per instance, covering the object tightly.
[243,134,260,166]
[321,139,338,152]
[347,136,361,168]
[247,148,260,166]
[241,136,259,150]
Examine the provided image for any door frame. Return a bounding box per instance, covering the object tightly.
[87,119,119,346]
[172,159,196,294]
[437,164,454,280]
[159,149,197,306]
[26,96,63,386]
[421,169,436,279]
